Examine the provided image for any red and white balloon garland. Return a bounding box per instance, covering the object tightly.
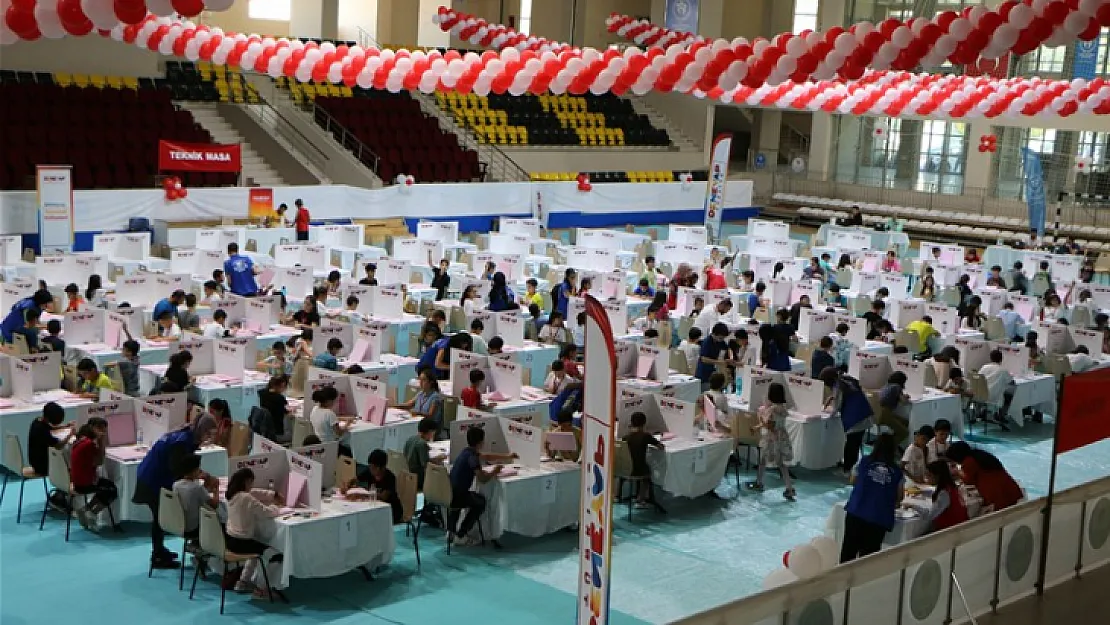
[0,0,235,43]
[605,0,1110,88]
[433,5,575,54]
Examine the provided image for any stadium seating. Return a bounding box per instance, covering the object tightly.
[434,92,671,147]
[163,61,262,104]
[0,71,235,190]
[529,170,709,183]
[281,81,481,183]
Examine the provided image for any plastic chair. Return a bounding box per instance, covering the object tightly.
[386,450,407,479]
[335,456,356,487]
[984,316,1006,341]
[968,372,1003,434]
[189,507,273,614]
[730,410,762,485]
[1,433,48,523]
[226,423,251,457]
[153,488,190,589]
[417,463,484,554]
[291,419,314,448]
[613,440,663,520]
[668,349,690,375]
[396,469,421,569]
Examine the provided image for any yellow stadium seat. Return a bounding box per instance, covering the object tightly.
[72,74,90,87]
[339,85,353,97]
[518,127,528,145]
[122,76,139,90]
[54,72,72,87]
[530,172,541,181]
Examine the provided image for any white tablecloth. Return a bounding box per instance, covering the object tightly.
[619,375,701,404]
[66,342,171,369]
[100,444,228,523]
[785,413,847,470]
[829,487,984,548]
[265,499,395,588]
[647,435,733,498]
[0,393,92,467]
[475,461,581,539]
[902,390,965,438]
[1008,374,1056,426]
[347,410,422,461]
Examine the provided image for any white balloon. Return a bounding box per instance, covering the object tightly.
[82,0,117,30]
[147,0,175,17]
[267,56,284,77]
[1008,4,1034,29]
[327,63,343,83]
[834,32,856,56]
[763,567,799,590]
[1079,0,1102,17]
[787,545,823,579]
[948,18,972,39]
[1063,12,1090,36]
[1031,0,1051,14]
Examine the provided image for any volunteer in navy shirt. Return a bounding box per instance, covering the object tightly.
[840,432,904,563]
[224,242,260,296]
[1,289,52,342]
[152,290,185,324]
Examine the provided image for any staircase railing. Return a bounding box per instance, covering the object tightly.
[240,100,332,179]
[357,26,380,50]
[308,102,382,176]
[412,92,530,183]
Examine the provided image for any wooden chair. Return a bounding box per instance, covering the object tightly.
[39,448,118,541]
[850,295,871,317]
[1071,306,1092,329]
[730,410,761,486]
[291,418,314,448]
[10,333,29,355]
[836,268,853,287]
[893,329,920,355]
[396,469,421,569]
[335,455,356,487]
[1030,275,1051,298]
[226,423,251,457]
[676,316,694,343]
[753,307,770,323]
[417,463,484,553]
[288,358,310,398]
[152,488,189,589]
[613,440,665,520]
[923,364,939,389]
[386,450,408,479]
[442,396,459,432]
[189,507,273,614]
[105,363,126,393]
[793,343,815,370]
[656,320,672,348]
[1,433,48,523]
[668,349,690,375]
[968,371,1002,434]
[984,316,1006,341]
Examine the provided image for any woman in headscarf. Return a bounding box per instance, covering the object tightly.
[132,415,218,570]
[487,272,519,312]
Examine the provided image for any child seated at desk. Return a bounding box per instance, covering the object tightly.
[148,310,182,342]
[520,279,544,309]
[632,305,661,333]
[201,309,230,339]
[41,319,65,353]
[225,468,283,597]
[545,409,582,461]
[689,297,705,318]
[398,369,445,437]
[537,311,570,344]
[309,386,353,457]
[449,426,516,547]
[468,319,489,355]
[201,280,222,306]
[573,312,586,348]
[923,461,968,533]
[622,412,664,507]
[76,358,116,399]
[162,350,193,392]
[487,336,504,356]
[28,402,72,477]
[71,417,119,531]
[313,338,343,371]
[632,278,655,298]
[172,453,219,545]
[207,398,234,449]
[927,419,952,463]
[344,449,403,523]
[180,294,201,332]
[702,372,729,433]
[543,360,579,396]
[64,283,87,313]
[258,341,294,378]
[12,306,42,352]
[461,369,497,411]
[901,425,933,484]
[560,344,582,380]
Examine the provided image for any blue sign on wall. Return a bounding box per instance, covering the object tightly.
[665,0,699,33]
[1074,38,1101,81]
[1022,148,1047,237]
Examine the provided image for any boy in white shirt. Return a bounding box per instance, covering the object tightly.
[926,419,952,463]
[468,318,489,355]
[679,327,703,374]
[978,349,1015,429]
[901,425,933,483]
[632,304,662,333]
[543,360,579,395]
[201,309,231,339]
[538,311,570,344]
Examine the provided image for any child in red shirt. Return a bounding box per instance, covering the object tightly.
[460,368,496,411]
[70,417,119,531]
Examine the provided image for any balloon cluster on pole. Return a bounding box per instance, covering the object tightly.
[162,174,187,200]
[978,134,998,153]
[576,173,592,192]
[434,6,574,54]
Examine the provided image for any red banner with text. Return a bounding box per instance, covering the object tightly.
[1056,368,1110,455]
[158,140,242,173]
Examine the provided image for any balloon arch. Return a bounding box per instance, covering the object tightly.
[2,1,1109,118]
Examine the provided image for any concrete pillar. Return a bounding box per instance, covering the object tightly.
[965,120,995,192]
[835,115,862,182]
[755,110,782,166]
[290,0,339,40]
[807,0,847,181]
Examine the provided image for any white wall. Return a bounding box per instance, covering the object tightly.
[642,92,714,151]
[338,0,379,44]
[200,2,291,38]
[0,37,163,76]
[502,148,708,173]
[417,0,451,48]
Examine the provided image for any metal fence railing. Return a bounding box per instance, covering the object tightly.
[674,475,1110,625]
[241,100,331,179]
[308,103,382,176]
[410,91,530,183]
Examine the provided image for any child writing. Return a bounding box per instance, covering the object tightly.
[748,382,796,501]
[224,467,283,597]
[460,368,497,411]
[901,425,934,483]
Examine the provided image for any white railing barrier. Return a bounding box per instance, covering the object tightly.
[673,475,1110,625]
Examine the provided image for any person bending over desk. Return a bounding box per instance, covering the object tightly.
[545,409,582,461]
[308,386,353,457]
[449,426,517,547]
[343,449,403,523]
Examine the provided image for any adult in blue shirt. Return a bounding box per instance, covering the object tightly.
[555,268,577,317]
[820,367,874,475]
[447,426,515,547]
[132,416,217,569]
[487,272,518,312]
[151,290,185,325]
[225,242,260,296]
[1,290,52,342]
[417,324,449,376]
[695,322,732,385]
[840,432,904,563]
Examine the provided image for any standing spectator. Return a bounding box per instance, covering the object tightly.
[840,433,904,563]
[294,198,310,241]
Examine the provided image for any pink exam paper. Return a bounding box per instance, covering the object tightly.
[106,446,146,462]
[703,398,717,428]
[285,472,307,508]
[106,413,137,447]
[660,432,677,441]
[258,268,275,287]
[496,467,520,477]
[636,355,653,379]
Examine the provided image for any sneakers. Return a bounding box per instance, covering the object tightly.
[746,481,765,492]
[784,488,797,502]
[78,509,99,532]
[452,534,478,547]
[151,556,181,570]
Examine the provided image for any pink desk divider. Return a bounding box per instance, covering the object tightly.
[347,339,369,363]
[258,268,275,288]
[546,431,578,452]
[636,354,653,379]
[106,413,137,447]
[285,472,307,508]
[364,395,388,425]
[703,397,717,428]
[105,321,121,349]
[660,432,677,441]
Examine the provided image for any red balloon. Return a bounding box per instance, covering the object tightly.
[1098,4,1110,27]
[6,6,38,36]
[58,0,86,24]
[1079,18,1101,41]
[63,18,94,36]
[936,11,958,31]
[1043,1,1068,25]
[863,31,885,52]
[997,1,1018,20]
[113,0,146,25]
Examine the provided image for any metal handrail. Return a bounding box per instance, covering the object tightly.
[411,91,530,182]
[356,26,380,50]
[673,474,1110,625]
[241,99,331,175]
[308,102,382,175]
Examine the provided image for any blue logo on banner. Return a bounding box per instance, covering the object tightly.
[754,153,766,170]
[1074,39,1100,81]
[665,0,699,32]
[1022,148,1047,237]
